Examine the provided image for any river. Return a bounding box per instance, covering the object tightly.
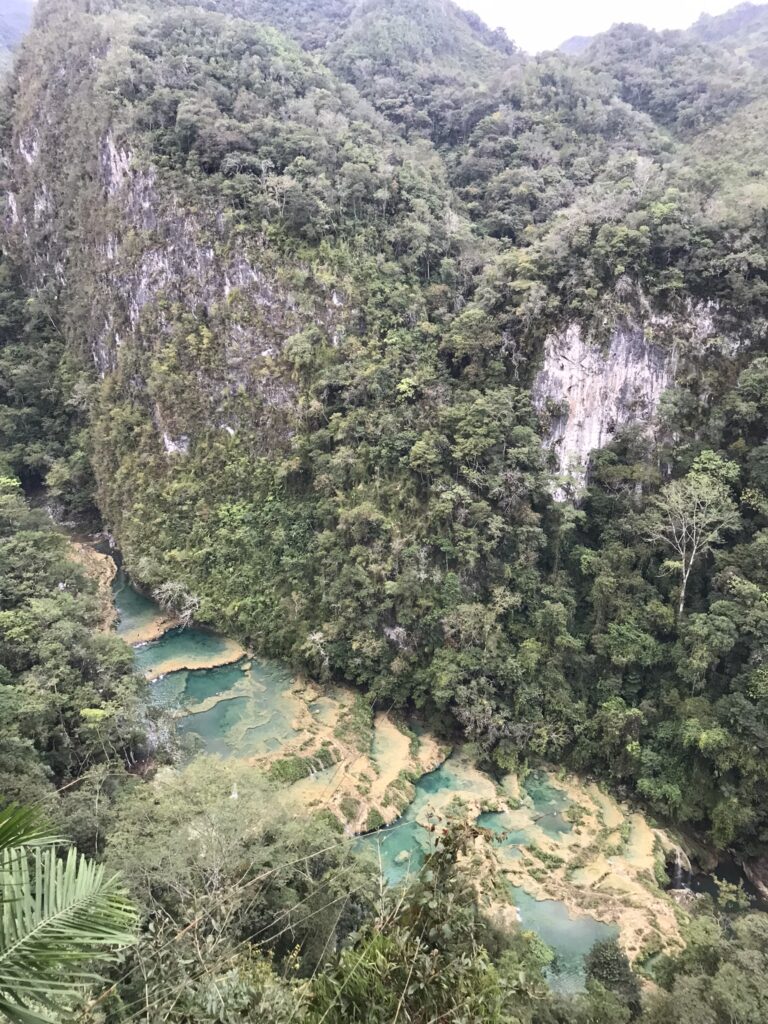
[112,565,691,993]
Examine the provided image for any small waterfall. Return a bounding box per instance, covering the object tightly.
[669,847,691,889]
[673,848,684,887]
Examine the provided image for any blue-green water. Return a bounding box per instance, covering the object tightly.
[172,658,298,758]
[134,626,240,677]
[114,571,613,990]
[512,886,616,994]
[184,663,242,705]
[178,696,251,757]
[523,771,573,839]
[358,762,611,992]
[150,670,189,708]
[355,763,478,884]
[113,568,160,639]
[359,820,428,884]
[149,662,243,709]
[114,573,299,758]
[476,811,528,848]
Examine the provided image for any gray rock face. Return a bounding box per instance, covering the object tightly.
[100,133,132,198]
[742,856,768,902]
[7,119,347,456]
[533,321,676,499]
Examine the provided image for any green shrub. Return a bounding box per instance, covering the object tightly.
[364,808,385,833]
[340,795,361,822]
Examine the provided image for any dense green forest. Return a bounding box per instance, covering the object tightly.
[3,0,768,1019]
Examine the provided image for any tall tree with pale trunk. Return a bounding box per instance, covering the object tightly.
[645,453,740,617]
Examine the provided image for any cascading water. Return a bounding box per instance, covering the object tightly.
[672,848,685,888]
[667,847,694,890]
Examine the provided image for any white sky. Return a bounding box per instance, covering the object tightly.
[459,0,744,53]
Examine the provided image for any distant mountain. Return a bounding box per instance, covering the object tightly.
[689,1,768,65]
[558,34,594,55]
[0,0,33,49]
[0,0,33,72]
[558,4,768,65]
[325,0,517,143]
[690,1,767,42]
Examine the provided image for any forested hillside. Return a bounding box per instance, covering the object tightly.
[4,0,768,850]
[3,1,768,1018]
[691,2,768,61]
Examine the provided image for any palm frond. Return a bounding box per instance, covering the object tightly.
[0,808,60,856]
[0,993,56,1024]
[0,844,137,1022]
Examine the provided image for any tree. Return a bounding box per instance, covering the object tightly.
[585,939,641,1018]
[152,580,200,628]
[644,454,740,616]
[103,757,377,1019]
[0,804,136,1023]
[309,820,549,1023]
[645,914,768,1024]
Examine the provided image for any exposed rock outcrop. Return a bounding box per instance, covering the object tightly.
[742,856,768,901]
[533,320,675,499]
[67,540,117,631]
[6,113,346,457]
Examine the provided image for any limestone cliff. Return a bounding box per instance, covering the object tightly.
[532,304,737,498]
[533,321,677,498]
[7,123,340,450]
[0,0,472,653]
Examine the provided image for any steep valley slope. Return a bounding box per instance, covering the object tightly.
[3,0,768,865]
